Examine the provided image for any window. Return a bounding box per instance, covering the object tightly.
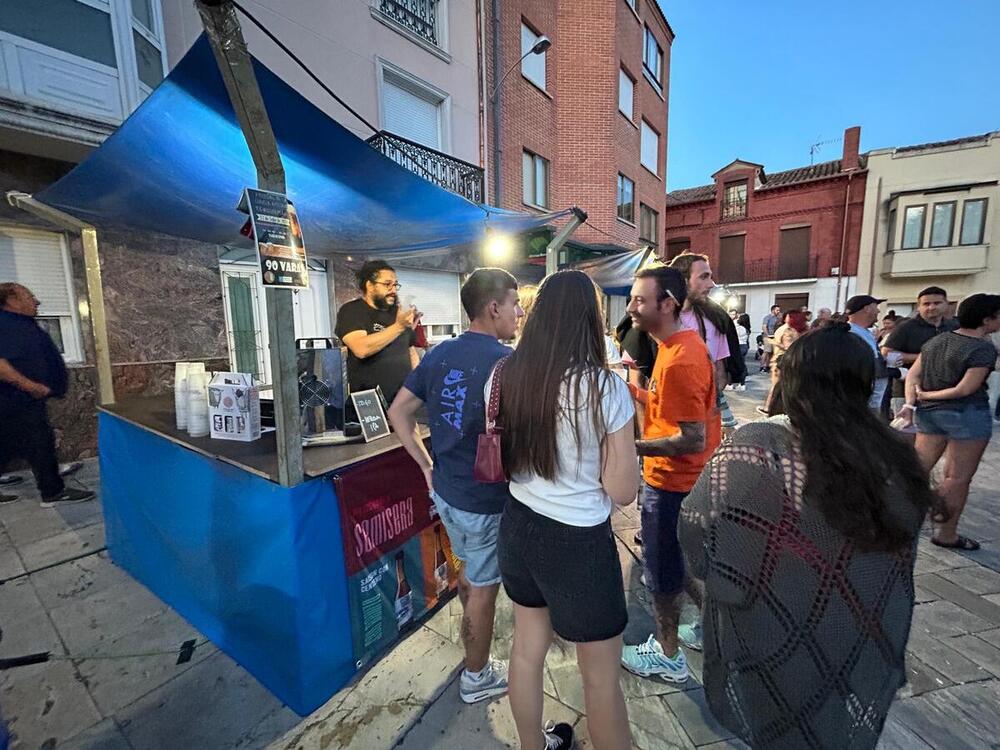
[624,0,637,10]
[639,204,658,246]
[886,208,897,252]
[618,68,634,119]
[665,237,690,260]
[718,235,746,284]
[521,22,547,90]
[640,120,659,175]
[778,226,812,279]
[929,202,956,248]
[0,0,116,67]
[617,174,635,223]
[377,0,440,47]
[643,26,663,87]
[0,226,82,362]
[394,269,462,342]
[722,181,747,220]
[901,205,926,249]
[960,198,988,245]
[381,67,444,150]
[522,150,549,208]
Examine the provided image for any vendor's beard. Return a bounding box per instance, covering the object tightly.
[374,295,396,312]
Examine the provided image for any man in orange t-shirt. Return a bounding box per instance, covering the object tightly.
[620,265,721,684]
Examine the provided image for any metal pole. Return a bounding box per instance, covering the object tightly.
[196,0,302,487]
[5,191,115,406]
[545,208,587,276]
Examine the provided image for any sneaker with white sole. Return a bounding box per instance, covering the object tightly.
[40,487,94,509]
[678,622,703,651]
[621,635,690,683]
[0,474,24,487]
[543,721,574,750]
[459,659,508,704]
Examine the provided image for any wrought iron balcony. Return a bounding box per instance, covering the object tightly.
[378,0,439,46]
[367,131,485,204]
[716,254,820,284]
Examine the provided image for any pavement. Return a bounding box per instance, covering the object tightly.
[2,366,1000,749]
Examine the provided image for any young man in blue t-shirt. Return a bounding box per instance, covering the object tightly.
[388,268,522,704]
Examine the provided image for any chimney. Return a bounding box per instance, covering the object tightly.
[842,126,861,171]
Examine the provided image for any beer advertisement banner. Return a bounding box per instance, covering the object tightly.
[241,187,310,289]
[334,449,458,669]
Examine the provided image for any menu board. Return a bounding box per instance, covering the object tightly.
[334,447,457,669]
[350,389,390,442]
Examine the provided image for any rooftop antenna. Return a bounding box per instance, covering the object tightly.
[809,136,842,165]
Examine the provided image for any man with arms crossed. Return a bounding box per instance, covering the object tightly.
[621,266,721,682]
[389,268,523,703]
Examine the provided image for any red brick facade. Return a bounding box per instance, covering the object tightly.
[663,127,867,287]
[486,0,673,251]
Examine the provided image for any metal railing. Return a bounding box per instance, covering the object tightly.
[721,197,747,221]
[378,0,438,46]
[367,131,485,204]
[716,254,820,284]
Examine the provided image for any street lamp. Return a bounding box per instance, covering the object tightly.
[491,34,551,206]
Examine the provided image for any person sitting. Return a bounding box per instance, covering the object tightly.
[681,323,941,749]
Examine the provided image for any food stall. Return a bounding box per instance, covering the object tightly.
[7,9,575,715]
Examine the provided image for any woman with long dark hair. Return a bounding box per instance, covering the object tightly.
[898,293,1000,550]
[680,324,940,749]
[728,311,752,391]
[489,271,639,750]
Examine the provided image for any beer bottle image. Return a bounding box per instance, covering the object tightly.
[394,551,413,628]
[433,524,449,595]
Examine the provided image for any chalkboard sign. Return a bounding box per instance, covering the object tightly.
[350,388,391,442]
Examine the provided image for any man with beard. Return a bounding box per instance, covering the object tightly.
[335,260,421,408]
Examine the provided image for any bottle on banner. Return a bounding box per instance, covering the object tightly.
[394,551,413,628]
[433,524,449,595]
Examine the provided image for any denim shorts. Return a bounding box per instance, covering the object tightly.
[498,499,627,643]
[640,483,687,596]
[431,492,502,586]
[915,404,993,441]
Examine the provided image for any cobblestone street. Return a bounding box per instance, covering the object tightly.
[2,371,1000,749]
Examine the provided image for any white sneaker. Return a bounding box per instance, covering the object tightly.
[459,659,508,704]
[621,635,690,683]
[678,622,703,651]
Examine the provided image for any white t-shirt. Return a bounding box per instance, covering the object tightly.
[736,324,750,347]
[604,334,623,367]
[484,368,634,527]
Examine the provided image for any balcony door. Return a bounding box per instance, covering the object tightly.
[718,235,745,284]
[778,227,811,280]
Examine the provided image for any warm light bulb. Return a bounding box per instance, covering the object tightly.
[484,233,514,262]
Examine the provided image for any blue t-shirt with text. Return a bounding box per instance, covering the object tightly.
[403,332,511,515]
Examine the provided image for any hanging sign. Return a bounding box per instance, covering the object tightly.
[240,188,309,289]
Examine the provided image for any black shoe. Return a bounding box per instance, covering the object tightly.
[40,488,95,509]
[0,474,24,487]
[634,530,643,546]
[543,722,574,750]
[0,493,19,505]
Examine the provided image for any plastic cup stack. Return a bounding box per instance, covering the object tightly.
[186,370,210,438]
[174,362,191,430]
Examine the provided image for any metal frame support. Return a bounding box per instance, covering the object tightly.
[195,0,303,487]
[545,207,587,276]
[6,191,115,406]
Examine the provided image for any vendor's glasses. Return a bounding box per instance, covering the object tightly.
[375,281,402,290]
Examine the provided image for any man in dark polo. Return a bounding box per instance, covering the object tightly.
[0,283,93,507]
[882,286,959,400]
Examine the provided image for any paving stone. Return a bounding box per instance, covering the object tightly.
[899,656,952,698]
[877,712,934,749]
[698,742,749,750]
[904,632,991,684]
[912,580,940,604]
[115,650,287,750]
[0,660,103,750]
[59,718,132,750]
[911,600,993,638]
[888,680,1000,749]
[938,565,1000,595]
[625,695,694,749]
[0,528,25,582]
[664,688,735,746]
[914,574,1000,626]
[946,634,1000,678]
[2,496,103,549]
[17,522,105,572]
[976,628,1000,649]
[29,550,134,611]
[917,540,979,571]
[959,546,1000,574]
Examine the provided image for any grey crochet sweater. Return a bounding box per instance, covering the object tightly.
[681,420,923,749]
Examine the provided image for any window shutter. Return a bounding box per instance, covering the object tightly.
[778,227,812,279]
[0,227,72,315]
[641,121,658,174]
[618,69,633,117]
[718,235,746,283]
[394,269,461,328]
[382,74,441,150]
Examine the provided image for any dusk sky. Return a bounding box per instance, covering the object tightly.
[658,0,1000,190]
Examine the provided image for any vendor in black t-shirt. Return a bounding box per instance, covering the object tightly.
[334,260,420,408]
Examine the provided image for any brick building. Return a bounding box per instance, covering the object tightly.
[663,126,867,330]
[486,0,674,266]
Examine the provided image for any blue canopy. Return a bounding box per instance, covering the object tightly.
[36,36,568,254]
[575,246,654,295]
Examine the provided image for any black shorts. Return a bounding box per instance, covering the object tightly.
[497,498,628,643]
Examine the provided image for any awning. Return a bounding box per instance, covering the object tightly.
[575,246,655,295]
[35,36,569,254]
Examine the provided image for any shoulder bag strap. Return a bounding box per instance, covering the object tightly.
[486,356,509,434]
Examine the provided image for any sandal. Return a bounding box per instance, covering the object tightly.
[931,535,981,551]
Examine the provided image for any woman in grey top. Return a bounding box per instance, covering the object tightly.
[681,324,940,749]
[899,293,1000,551]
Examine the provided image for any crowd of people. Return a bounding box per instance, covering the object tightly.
[387,253,998,750]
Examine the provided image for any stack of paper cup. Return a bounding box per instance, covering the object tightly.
[186,370,210,438]
[174,362,191,430]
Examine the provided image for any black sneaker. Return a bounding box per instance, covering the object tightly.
[0,474,24,487]
[0,493,19,505]
[543,722,574,750]
[40,488,95,508]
